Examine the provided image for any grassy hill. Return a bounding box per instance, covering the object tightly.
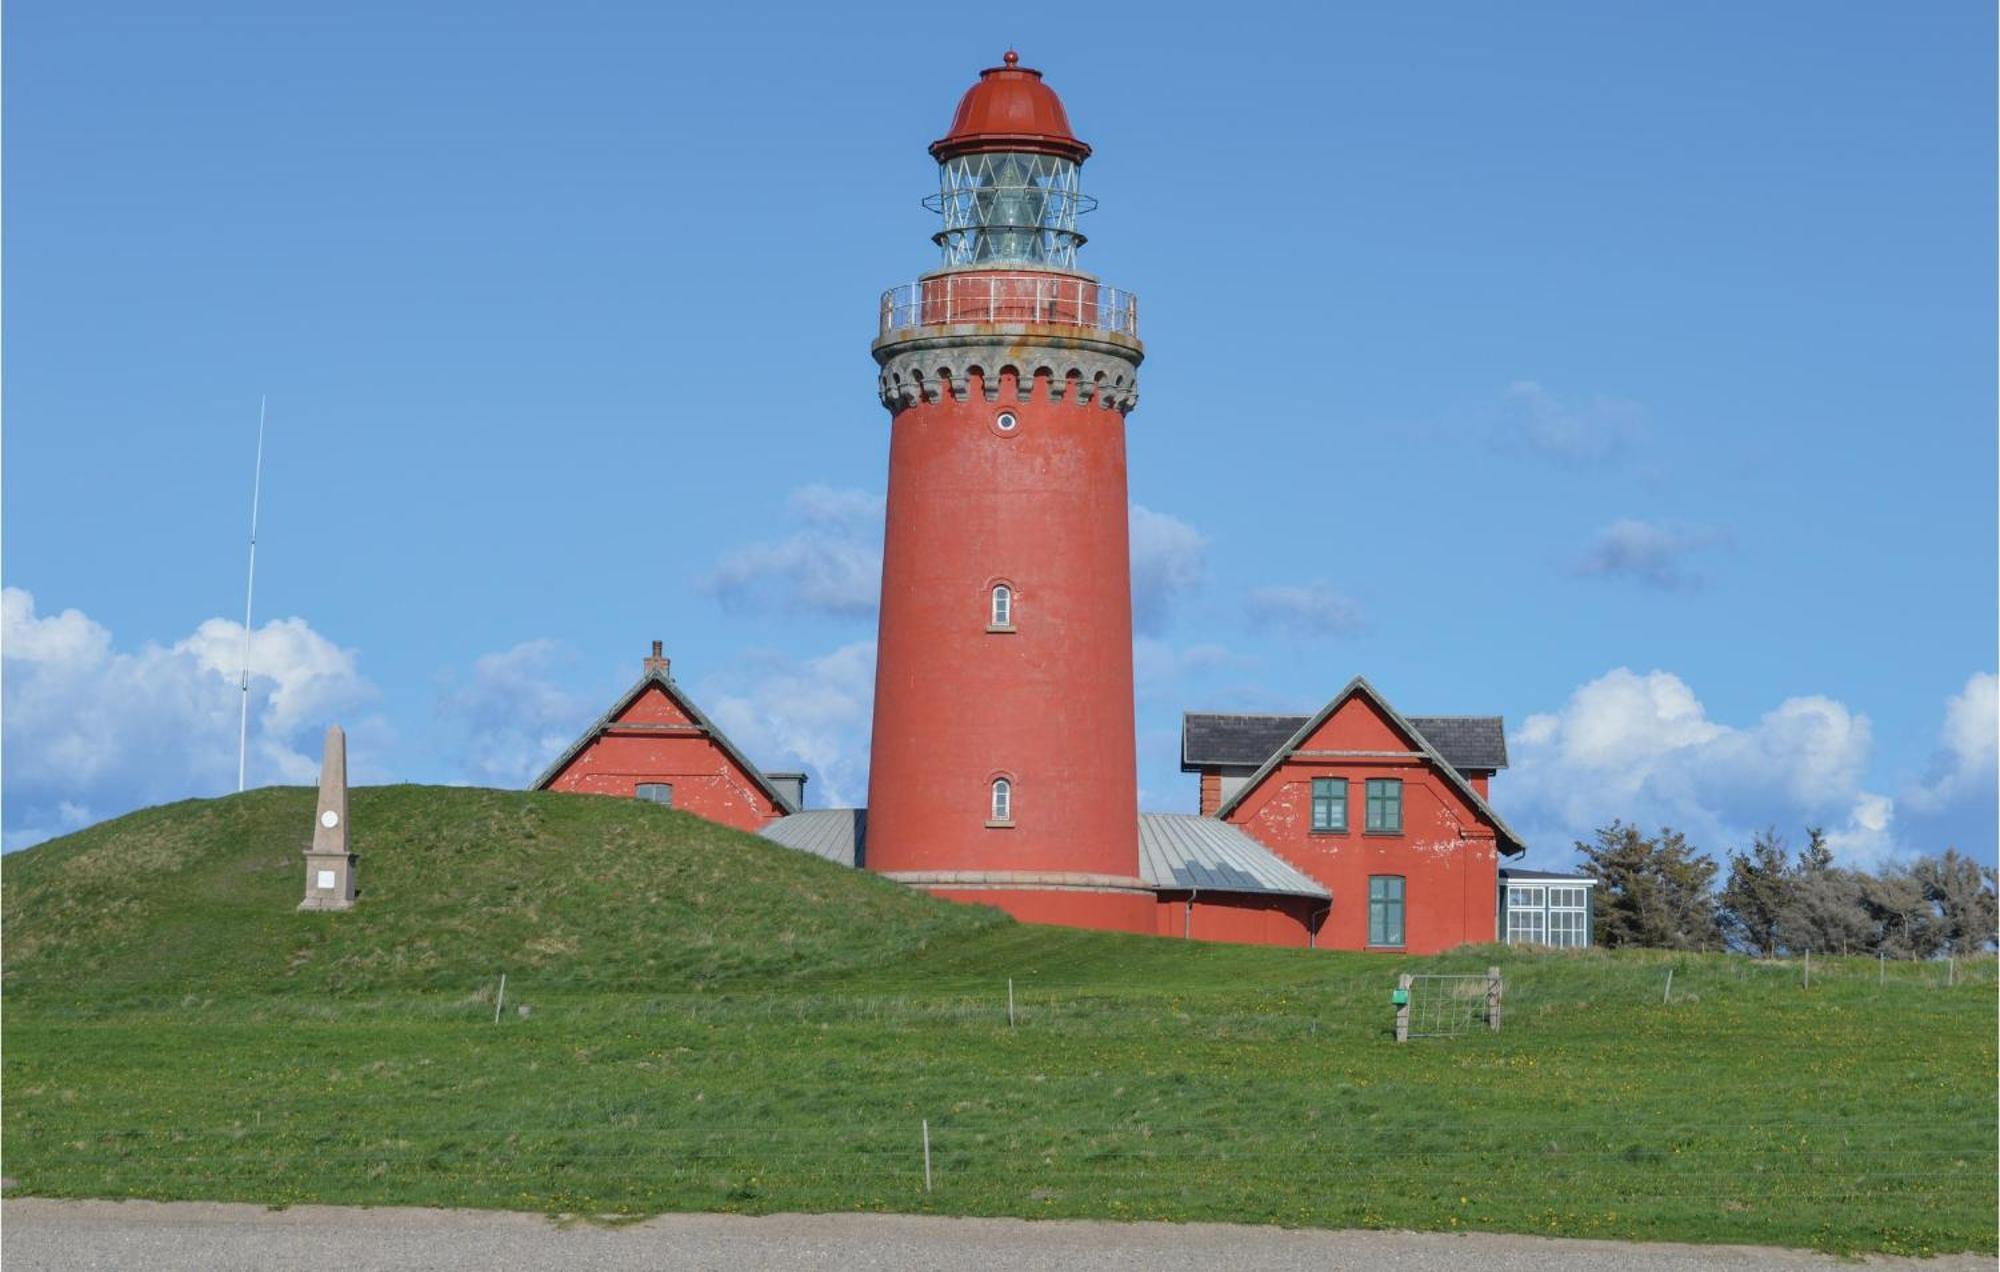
[5,786,1995,1255]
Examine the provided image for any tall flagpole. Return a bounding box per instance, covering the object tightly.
[238,395,267,793]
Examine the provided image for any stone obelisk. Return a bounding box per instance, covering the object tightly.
[299,724,357,911]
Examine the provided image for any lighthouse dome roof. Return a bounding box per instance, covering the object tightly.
[930,52,1091,164]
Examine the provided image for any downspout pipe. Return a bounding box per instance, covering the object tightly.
[1304,900,1336,948]
[1184,886,1198,939]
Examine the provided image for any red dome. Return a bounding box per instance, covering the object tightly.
[930,51,1091,164]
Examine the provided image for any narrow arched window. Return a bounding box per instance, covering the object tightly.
[990,778,1012,823]
[990,584,1013,628]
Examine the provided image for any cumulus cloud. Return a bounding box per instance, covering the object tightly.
[1501,379,1646,464]
[705,485,885,620]
[1902,671,1998,815]
[435,640,593,788]
[1244,582,1366,639]
[2,587,375,850]
[701,642,878,809]
[1572,518,1725,590]
[1508,667,1898,868]
[1129,505,1206,634]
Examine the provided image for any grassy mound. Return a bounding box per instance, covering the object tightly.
[4,789,1995,1255]
[3,785,1001,1000]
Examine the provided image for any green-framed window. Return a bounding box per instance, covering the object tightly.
[1365,778,1403,832]
[1368,875,1406,947]
[1310,777,1347,832]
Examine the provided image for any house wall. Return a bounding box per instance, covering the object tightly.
[925,885,1156,933]
[1223,694,1501,955]
[540,685,786,832]
[1151,891,1321,946]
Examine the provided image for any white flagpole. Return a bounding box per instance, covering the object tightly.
[238,395,267,793]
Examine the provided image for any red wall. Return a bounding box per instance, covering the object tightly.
[1151,892,1321,947]
[927,885,1155,934]
[541,685,786,833]
[867,332,1143,925]
[1223,694,1500,955]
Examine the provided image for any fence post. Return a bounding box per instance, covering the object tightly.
[1948,956,1955,988]
[1803,950,1810,990]
[1879,951,1885,985]
[493,972,506,1024]
[1663,966,1674,1004]
[1007,978,1015,1029]
[1486,966,1503,1032]
[1395,973,1412,1043]
[922,1119,932,1193]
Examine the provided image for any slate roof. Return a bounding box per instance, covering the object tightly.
[758,808,866,867]
[1208,677,1527,856]
[529,668,799,815]
[1182,712,1508,775]
[1136,813,1329,898]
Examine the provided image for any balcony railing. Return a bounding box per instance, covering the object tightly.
[879,273,1140,340]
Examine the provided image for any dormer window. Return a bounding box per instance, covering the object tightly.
[990,777,1013,824]
[990,584,1013,629]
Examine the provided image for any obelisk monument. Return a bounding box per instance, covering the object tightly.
[299,724,357,910]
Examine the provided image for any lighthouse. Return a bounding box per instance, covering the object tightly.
[865,52,1153,932]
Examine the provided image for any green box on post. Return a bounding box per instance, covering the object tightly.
[1390,988,1409,1007]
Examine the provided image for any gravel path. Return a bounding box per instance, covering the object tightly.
[3,1199,1987,1272]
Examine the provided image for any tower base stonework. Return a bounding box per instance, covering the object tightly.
[299,724,357,911]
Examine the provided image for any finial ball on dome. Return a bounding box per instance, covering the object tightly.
[1003,49,1019,67]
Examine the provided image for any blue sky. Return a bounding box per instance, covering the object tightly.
[6,2,1994,867]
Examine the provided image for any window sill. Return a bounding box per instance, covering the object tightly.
[1309,828,1350,837]
[1366,943,1406,951]
[985,819,1015,829]
[985,624,1016,634]
[1362,830,1404,838]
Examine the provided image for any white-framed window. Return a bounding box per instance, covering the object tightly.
[990,778,1012,823]
[991,584,1013,628]
[1506,885,1546,945]
[635,783,674,807]
[995,410,1019,432]
[1549,886,1589,947]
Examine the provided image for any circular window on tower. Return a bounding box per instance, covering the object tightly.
[992,410,1020,437]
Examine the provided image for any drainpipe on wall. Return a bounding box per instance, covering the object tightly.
[1307,900,1332,949]
[1184,887,1199,939]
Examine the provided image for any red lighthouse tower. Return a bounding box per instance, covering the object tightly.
[865,53,1152,932]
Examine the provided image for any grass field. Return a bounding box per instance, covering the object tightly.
[4,786,1994,1254]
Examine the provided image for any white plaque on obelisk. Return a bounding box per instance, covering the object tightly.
[299,724,357,911]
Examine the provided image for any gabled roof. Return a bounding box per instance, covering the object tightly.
[1182,712,1508,774]
[1137,813,1329,898]
[1209,676,1526,856]
[530,668,799,815]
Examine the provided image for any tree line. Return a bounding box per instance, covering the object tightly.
[1573,821,1998,956]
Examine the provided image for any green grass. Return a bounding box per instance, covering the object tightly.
[5,786,1994,1254]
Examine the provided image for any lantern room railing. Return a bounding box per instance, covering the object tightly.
[879,273,1139,340]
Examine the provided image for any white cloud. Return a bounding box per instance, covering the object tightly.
[1903,671,1998,815]
[435,640,592,788]
[700,642,877,809]
[1501,379,1646,463]
[1572,518,1724,590]
[1245,582,1366,639]
[1133,637,1235,697]
[2,587,375,850]
[704,485,885,620]
[1508,667,1897,867]
[1129,505,1207,635]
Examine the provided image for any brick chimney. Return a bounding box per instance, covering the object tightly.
[643,640,670,677]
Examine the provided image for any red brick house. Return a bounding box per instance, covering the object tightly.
[1180,678,1524,954]
[532,643,802,833]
